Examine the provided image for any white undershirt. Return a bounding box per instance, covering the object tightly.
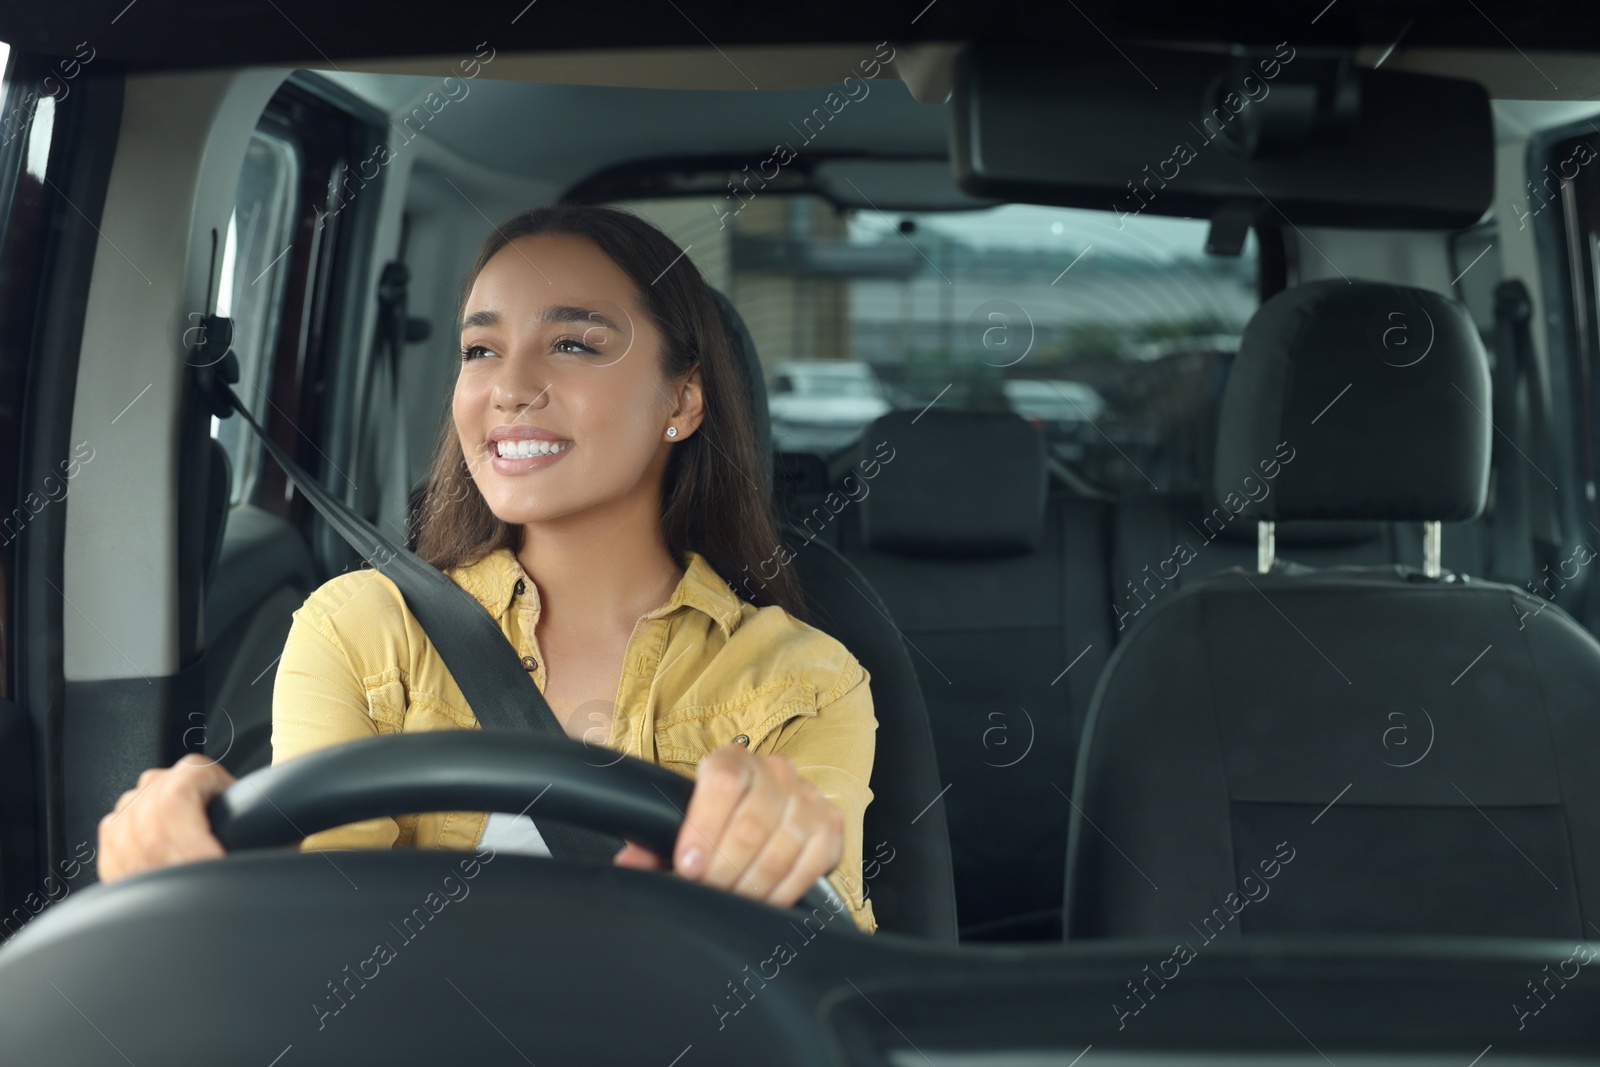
[477,811,552,856]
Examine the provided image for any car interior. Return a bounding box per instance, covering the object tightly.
[4,2,1600,1063]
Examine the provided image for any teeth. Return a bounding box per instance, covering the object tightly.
[495,439,572,459]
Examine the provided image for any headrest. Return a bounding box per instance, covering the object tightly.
[855,409,1047,558]
[1212,279,1491,523]
[709,287,773,502]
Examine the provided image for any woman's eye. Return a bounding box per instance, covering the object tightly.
[553,336,601,356]
[460,337,599,361]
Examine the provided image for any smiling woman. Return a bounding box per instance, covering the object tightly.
[97,205,880,934]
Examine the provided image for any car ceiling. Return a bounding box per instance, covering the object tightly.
[7,1,1600,70]
[11,5,1600,202]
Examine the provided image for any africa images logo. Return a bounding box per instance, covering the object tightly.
[1113,840,1297,1030]
[1366,295,1436,369]
[710,42,897,230]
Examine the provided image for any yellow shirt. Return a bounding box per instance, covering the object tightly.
[270,546,878,934]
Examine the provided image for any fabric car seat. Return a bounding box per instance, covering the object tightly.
[1064,279,1600,941]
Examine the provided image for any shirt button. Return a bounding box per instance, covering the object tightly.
[521,655,538,671]
[733,734,750,747]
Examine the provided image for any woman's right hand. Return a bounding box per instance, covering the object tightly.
[97,753,236,883]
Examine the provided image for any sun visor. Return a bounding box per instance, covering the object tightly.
[949,43,1493,235]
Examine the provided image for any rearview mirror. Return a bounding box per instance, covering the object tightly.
[949,43,1494,235]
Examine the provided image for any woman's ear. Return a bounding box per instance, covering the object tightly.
[667,363,706,440]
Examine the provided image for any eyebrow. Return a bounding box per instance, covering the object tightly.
[458,305,622,334]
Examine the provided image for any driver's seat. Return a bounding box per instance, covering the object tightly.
[713,291,958,941]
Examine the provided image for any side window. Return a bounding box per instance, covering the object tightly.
[210,129,299,504]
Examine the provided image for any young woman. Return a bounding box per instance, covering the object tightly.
[97,205,878,934]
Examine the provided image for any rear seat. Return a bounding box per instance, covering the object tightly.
[808,409,1112,940]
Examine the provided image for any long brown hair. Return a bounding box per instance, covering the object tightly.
[410,204,807,622]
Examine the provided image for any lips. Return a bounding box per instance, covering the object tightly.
[486,441,576,476]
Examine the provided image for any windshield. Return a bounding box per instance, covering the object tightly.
[621,196,1258,493]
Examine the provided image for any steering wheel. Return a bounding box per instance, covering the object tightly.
[205,731,849,917]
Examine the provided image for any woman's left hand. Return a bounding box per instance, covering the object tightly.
[613,742,844,908]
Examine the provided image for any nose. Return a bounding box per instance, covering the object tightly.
[490,354,552,413]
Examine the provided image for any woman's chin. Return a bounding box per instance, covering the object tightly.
[483,498,585,527]
[486,505,556,526]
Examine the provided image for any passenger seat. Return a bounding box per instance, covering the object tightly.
[1107,335,1489,630]
[1109,497,1491,634]
[1066,279,1600,940]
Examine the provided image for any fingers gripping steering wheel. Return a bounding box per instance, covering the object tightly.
[205,731,849,918]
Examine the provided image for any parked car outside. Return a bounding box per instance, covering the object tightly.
[769,360,892,452]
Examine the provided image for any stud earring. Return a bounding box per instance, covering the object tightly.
[666,426,678,438]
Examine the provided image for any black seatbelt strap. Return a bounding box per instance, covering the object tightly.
[1489,280,1563,591]
[1520,293,1564,579]
[194,320,622,863]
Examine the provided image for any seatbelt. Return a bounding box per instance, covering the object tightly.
[1489,280,1564,592]
[192,317,622,863]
